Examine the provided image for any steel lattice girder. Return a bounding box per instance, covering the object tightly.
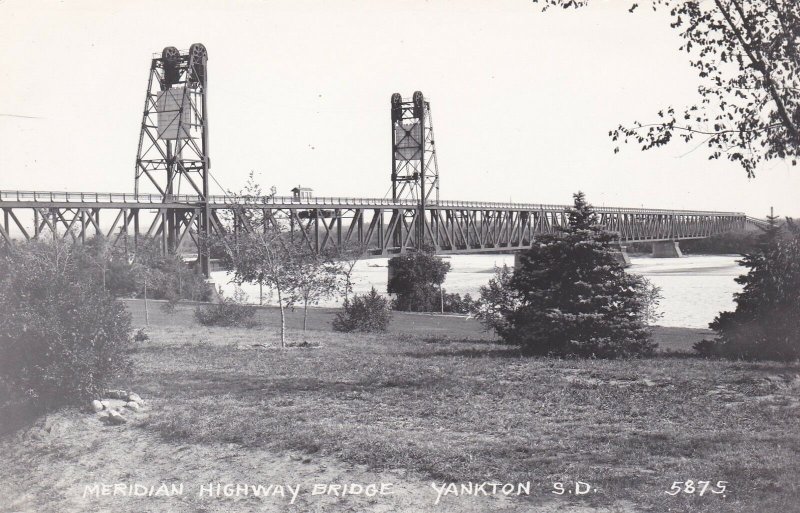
[0,196,750,259]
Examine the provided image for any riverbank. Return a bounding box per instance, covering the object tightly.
[211,254,743,329]
[121,298,712,352]
[2,300,798,512]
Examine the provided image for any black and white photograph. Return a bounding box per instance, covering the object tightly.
[1,1,799,512]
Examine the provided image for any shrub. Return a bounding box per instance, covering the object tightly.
[133,328,150,343]
[693,339,720,357]
[332,288,391,332]
[0,242,132,410]
[473,192,659,358]
[194,288,257,327]
[707,216,800,361]
[442,292,476,314]
[160,288,180,313]
[470,264,519,336]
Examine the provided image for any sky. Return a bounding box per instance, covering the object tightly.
[1,0,797,217]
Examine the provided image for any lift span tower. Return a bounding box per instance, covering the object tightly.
[135,44,211,274]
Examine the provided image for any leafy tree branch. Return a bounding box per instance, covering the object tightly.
[534,0,800,176]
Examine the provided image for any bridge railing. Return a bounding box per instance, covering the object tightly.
[204,195,421,207]
[0,190,745,216]
[0,190,203,204]
[745,216,773,229]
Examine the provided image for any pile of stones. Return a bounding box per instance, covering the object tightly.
[89,390,145,425]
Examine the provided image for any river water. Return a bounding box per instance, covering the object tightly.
[212,254,743,329]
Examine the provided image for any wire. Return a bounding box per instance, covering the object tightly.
[208,170,229,196]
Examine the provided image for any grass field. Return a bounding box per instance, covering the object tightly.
[1,300,799,512]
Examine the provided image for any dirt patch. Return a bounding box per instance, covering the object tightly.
[0,409,640,513]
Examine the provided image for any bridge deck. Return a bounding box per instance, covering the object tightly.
[0,190,744,216]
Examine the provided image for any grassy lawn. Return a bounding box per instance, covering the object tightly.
[1,300,798,512]
[138,302,798,510]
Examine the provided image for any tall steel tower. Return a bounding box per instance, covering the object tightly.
[134,44,210,275]
[391,91,439,249]
[390,91,439,206]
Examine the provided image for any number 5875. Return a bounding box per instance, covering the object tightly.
[665,480,727,496]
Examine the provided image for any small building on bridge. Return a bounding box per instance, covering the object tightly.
[291,186,313,200]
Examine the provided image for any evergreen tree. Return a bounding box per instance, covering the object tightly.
[478,192,659,358]
[708,214,800,361]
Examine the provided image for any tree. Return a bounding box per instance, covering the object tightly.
[216,230,299,348]
[387,248,451,312]
[535,0,800,177]
[706,213,800,360]
[471,264,520,338]
[476,192,660,358]
[84,236,113,291]
[294,248,342,331]
[215,220,301,348]
[211,173,308,347]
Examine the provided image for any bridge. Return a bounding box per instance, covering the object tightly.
[0,44,761,276]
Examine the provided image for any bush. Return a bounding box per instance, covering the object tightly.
[0,242,132,410]
[442,292,476,314]
[693,339,720,357]
[473,192,659,358]
[160,288,180,313]
[194,289,257,327]
[470,264,518,336]
[133,328,150,343]
[332,288,391,332]
[706,217,800,361]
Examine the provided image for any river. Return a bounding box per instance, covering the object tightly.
[212,253,744,329]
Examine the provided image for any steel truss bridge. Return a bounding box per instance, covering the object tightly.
[0,44,763,275]
[0,190,751,260]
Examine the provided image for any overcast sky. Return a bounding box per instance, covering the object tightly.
[1,0,797,217]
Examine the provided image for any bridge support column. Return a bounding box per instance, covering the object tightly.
[612,245,631,267]
[652,241,683,258]
[387,258,399,294]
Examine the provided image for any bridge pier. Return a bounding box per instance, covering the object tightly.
[612,245,631,267]
[387,258,399,294]
[652,240,683,258]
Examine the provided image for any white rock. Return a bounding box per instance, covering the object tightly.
[107,410,127,425]
[105,399,128,409]
[90,400,104,413]
[127,393,143,404]
[105,390,128,400]
[125,401,141,412]
[100,400,111,409]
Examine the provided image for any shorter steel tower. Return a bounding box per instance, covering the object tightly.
[391,91,439,248]
[391,91,439,205]
[134,44,210,275]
